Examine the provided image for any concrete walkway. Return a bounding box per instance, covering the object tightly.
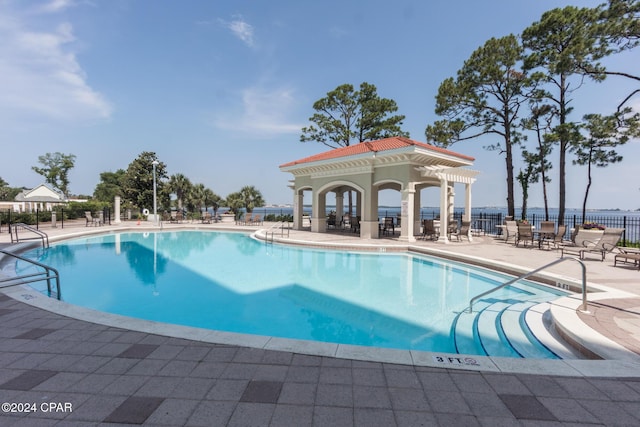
[0,220,639,426]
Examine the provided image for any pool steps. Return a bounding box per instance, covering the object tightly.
[453,292,578,359]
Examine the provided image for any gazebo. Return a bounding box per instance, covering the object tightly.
[279,137,479,243]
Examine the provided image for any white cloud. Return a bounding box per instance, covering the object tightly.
[220,15,255,48]
[211,86,304,136]
[39,0,75,13]
[0,4,111,123]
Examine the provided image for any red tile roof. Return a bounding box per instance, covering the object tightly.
[279,137,474,168]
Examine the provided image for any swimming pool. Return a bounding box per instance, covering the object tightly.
[19,230,567,357]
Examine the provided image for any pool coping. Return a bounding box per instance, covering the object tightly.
[3,225,640,377]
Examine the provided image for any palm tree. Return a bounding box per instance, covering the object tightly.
[190,183,206,214]
[239,186,265,213]
[168,173,192,211]
[203,188,223,217]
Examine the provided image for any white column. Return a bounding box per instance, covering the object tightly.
[399,187,416,242]
[293,191,303,230]
[114,196,122,224]
[464,183,472,222]
[335,191,344,222]
[311,190,326,232]
[413,189,422,238]
[360,187,377,239]
[437,178,449,243]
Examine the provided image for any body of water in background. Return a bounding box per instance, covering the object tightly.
[251,206,640,243]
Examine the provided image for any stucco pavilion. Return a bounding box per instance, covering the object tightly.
[280,137,479,243]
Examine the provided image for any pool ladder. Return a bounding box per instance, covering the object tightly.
[468,257,587,313]
[265,221,291,243]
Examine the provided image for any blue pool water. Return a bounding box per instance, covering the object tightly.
[20,231,565,355]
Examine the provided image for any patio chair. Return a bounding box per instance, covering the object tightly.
[351,216,361,233]
[421,219,438,240]
[515,222,535,247]
[447,220,458,239]
[341,214,351,230]
[201,212,212,224]
[561,228,624,261]
[537,221,556,249]
[541,224,567,250]
[504,220,518,243]
[85,211,101,227]
[252,214,262,225]
[382,217,395,236]
[450,220,471,241]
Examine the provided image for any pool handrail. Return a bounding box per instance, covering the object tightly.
[0,249,61,300]
[265,221,290,243]
[468,257,587,313]
[10,223,50,248]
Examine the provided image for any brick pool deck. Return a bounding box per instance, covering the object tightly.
[1,220,639,426]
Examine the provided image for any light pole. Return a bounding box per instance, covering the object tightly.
[152,160,159,226]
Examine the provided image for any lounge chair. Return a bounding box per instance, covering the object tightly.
[421,219,438,240]
[450,220,471,241]
[515,222,535,247]
[201,212,212,224]
[561,227,624,261]
[614,249,640,271]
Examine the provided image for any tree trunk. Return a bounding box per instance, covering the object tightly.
[504,109,515,218]
[558,73,567,226]
[581,149,593,223]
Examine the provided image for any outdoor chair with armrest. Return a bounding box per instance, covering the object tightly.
[450,220,471,241]
[515,222,535,247]
[382,217,395,236]
[504,220,518,244]
[421,219,438,240]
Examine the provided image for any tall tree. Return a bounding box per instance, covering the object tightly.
[425,35,530,217]
[31,152,76,197]
[168,173,192,211]
[93,169,126,202]
[301,82,408,213]
[522,5,605,225]
[574,109,640,221]
[520,102,556,220]
[301,82,408,149]
[121,152,168,211]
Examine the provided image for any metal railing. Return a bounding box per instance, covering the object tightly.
[265,221,290,243]
[0,249,61,300]
[468,257,587,313]
[10,223,50,248]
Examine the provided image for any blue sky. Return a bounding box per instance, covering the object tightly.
[1,0,638,210]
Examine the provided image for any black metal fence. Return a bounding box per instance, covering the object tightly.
[0,207,112,233]
[2,206,638,244]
